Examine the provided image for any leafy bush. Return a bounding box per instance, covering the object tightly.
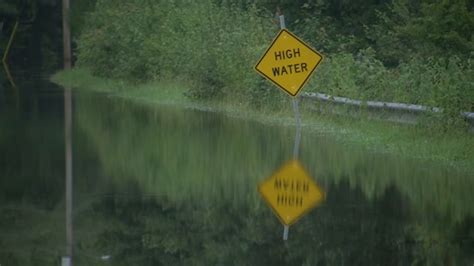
[310,51,474,115]
[75,0,473,123]
[76,0,276,102]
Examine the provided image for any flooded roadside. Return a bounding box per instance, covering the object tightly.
[1,73,472,265]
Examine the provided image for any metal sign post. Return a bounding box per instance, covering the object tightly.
[255,11,325,242]
[280,15,292,241]
[277,14,302,158]
[280,14,301,241]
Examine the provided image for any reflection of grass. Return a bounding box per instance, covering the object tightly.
[72,92,474,224]
[74,96,293,207]
[301,112,474,171]
[52,68,474,170]
[53,68,474,221]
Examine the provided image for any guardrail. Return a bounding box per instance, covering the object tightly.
[301,92,474,126]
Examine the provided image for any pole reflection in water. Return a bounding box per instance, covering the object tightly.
[63,86,73,266]
[62,0,73,263]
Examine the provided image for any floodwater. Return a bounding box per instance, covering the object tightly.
[1,72,473,266]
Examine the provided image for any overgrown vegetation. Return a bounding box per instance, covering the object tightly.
[72,0,473,126]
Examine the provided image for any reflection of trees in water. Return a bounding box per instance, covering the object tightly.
[82,181,418,265]
[0,112,64,208]
[0,108,65,265]
[74,96,473,264]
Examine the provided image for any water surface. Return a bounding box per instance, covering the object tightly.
[1,73,473,265]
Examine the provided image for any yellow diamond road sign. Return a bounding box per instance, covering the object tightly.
[255,29,323,96]
[258,160,324,226]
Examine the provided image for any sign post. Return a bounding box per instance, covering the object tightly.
[255,13,325,241]
[281,15,295,241]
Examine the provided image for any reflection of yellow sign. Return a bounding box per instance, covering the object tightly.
[258,160,324,226]
[255,29,323,96]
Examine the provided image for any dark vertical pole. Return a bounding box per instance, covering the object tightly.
[63,0,73,265]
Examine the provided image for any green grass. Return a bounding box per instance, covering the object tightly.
[52,68,121,93]
[53,68,203,108]
[51,68,474,172]
[303,113,473,168]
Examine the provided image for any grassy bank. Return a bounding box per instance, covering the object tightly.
[52,68,474,172]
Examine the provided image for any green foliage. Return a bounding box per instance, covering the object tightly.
[371,0,474,63]
[77,0,276,104]
[70,0,97,35]
[310,50,474,121]
[75,0,474,123]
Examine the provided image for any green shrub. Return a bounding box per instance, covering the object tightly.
[75,0,473,123]
[309,49,391,101]
[308,49,473,128]
[76,0,275,102]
